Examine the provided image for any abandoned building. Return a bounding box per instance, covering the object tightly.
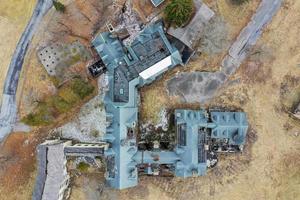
[91,21,248,189]
[32,140,71,200]
[33,108,248,198]
[33,21,249,198]
[32,140,109,200]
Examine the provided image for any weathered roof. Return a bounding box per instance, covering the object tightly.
[92,22,182,104]
[93,22,183,189]
[32,140,71,200]
[210,112,248,145]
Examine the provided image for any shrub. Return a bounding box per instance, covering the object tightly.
[23,76,94,126]
[164,0,194,27]
[70,78,95,99]
[231,0,249,5]
[49,96,71,114]
[90,129,100,137]
[53,1,66,12]
[58,87,80,104]
[49,76,61,87]
[77,162,90,172]
[22,103,53,126]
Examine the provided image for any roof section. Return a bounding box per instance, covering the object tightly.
[33,140,71,200]
[210,112,248,145]
[92,22,182,104]
[150,0,165,7]
[139,55,172,80]
[93,22,183,189]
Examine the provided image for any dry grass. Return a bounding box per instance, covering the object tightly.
[0,0,36,100]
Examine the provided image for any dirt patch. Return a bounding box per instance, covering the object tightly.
[274,151,300,200]
[0,132,39,200]
[238,45,274,84]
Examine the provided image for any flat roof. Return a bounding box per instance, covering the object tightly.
[139,55,172,80]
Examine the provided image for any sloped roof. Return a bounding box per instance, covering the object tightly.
[93,22,183,189]
[150,0,165,7]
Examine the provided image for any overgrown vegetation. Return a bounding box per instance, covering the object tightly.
[22,103,53,126]
[164,0,194,27]
[22,77,95,126]
[71,77,95,99]
[53,1,66,12]
[90,129,100,137]
[77,162,90,172]
[231,0,249,5]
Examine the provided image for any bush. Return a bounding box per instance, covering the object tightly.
[23,76,94,126]
[58,87,80,104]
[22,103,53,126]
[49,96,71,114]
[70,78,95,99]
[53,1,65,12]
[164,0,194,27]
[231,0,249,5]
[77,162,90,172]
[90,129,100,137]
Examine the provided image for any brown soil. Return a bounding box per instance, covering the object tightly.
[0,133,38,200]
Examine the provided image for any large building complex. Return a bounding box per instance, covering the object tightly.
[90,22,248,189]
[91,21,183,189]
[33,21,248,199]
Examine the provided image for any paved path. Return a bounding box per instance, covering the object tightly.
[167,0,283,103]
[0,0,53,141]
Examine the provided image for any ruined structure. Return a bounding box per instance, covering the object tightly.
[32,140,71,200]
[33,20,248,199]
[92,21,183,189]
